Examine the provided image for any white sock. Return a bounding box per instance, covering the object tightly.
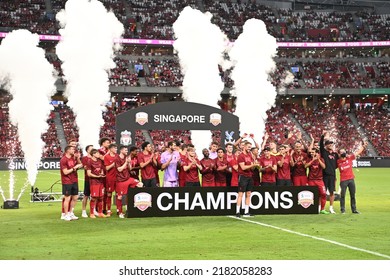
[244,205,249,214]
[236,205,240,214]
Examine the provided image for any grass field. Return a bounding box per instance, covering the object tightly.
[0,168,389,260]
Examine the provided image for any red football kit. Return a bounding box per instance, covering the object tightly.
[228,156,239,187]
[337,154,356,182]
[87,159,105,198]
[307,157,326,210]
[291,151,308,186]
[184,157,201,183]
[276,154,292,180]
[200,158,215,187]
[115,156,139,195]
[137,151,156,180]
[214,158,228,187]
[237,152,253,177]
[259,156,277,183]
[104,153,118,193]
[60,155,77,185]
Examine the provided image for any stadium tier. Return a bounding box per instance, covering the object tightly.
[0,0,389,158]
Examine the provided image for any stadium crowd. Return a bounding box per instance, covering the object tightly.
[1,100,389,158]
[1,0,390,42]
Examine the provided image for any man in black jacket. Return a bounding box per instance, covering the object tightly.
[320,131,339,214]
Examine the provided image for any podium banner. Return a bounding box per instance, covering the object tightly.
[127,186,319,218]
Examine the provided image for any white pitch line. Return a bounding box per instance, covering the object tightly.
[229,216,390,260]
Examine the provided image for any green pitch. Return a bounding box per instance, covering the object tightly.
[0,168,389,260]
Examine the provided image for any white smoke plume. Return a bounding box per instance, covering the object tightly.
[0,30,56,186]
[56,0,124,149]
[229,19,278,148]
[278,70,294,94]
[173,6,229,155]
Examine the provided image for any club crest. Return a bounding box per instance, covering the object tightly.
[135,112,148,125]
[134,192,152,211]
[297,191,314,209]
[210,113,221,126]
[120,130,132,146]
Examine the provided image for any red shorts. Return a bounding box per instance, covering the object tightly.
[308,180,326,196]
[202,181,215,187]
[214,181,226,187]
[116,178,139,195]
[105,180,116,193]
[308,179,325,188]
[90,183,104,198]
[292,176,308,186]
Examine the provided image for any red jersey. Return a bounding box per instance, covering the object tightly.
[259,156,277,183]
[98,147,108,157]
[228,155,239,187]
[200,158,215,185]
[81,156,91,182]
[86,158,104,185]
[237,152,253,177]
[60,155,77,185]
[292,152,308,177]
[129,155,140,180]
[178,152,187,185]
[184,157,201,183]
[308,158,324,181]
[137,151,156,180]
[214,158,228,184]
[276,154,291,180]
[116,155,130,182]
[225,153,235,165]
[104,153,118,182]
[337,154,355,181]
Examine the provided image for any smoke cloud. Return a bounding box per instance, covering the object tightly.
[279,71,294,94]
[173,6,229,154]
[56,0,124,149]
[229,19,278,147]
[0,30,56,185]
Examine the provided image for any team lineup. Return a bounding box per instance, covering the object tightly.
[59,131,368,221]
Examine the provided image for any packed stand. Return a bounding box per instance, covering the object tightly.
[291,104,364,154]
[99,107,117,141]
[0,104,23,158]
[298,60,390,89]
[109,58,139,87]
[41,111,63,157]
[0,100,61,158]
[57,104,79,143]
[149,130,192,149]
[355,11,390,41]
[1,1,390,44]
[128,0,197,39]
[279,10,354,42]
[264,105,301,145]
[0,0,52,34]
[203,0,278,40]
[144,59,183,87]
[355,107,390,156]
[374,62,390,88]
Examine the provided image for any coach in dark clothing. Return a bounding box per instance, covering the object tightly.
[320,131,339,214]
